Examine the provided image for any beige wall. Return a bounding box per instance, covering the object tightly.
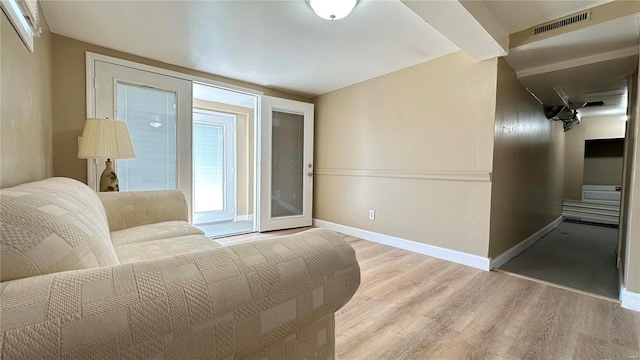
[563,115,626,200]
[313,51,498,257]
[1,8,53,188]
[582,139,624,186]
[488,59,565,258]
[51,34,309,184]
[625,68,640,293]
[193,99,254,217]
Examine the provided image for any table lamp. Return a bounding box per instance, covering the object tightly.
[78,118,136,192]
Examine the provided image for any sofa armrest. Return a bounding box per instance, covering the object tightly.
[98,190,189,231]
[0,228,360,359]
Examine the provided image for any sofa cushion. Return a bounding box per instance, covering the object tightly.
[98,190,189,232]
[110,220,204,246]
[0,177,119,281]
[114,234,221,263]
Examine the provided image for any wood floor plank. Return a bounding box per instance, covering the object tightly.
[219,228,640,359]
[573,332,640,360]
[443,275,546,359]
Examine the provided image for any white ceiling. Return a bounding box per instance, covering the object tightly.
[40,0,631,98]
[505,12,640,117]
[483,0,613,33]
[41,0,459,98]
[505,13,640,74]
[517,56,636,110]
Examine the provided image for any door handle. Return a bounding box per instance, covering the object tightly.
[616,186,622,192]
[308,172,313,176]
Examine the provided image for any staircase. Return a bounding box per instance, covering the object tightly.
[562,200,619,226]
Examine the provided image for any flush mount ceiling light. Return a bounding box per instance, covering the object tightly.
[308,0,359,21]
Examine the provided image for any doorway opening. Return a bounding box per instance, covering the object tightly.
[87,53,315,240]
[500,115,628,300]
[492,11,638,300]
[191,83,257,238]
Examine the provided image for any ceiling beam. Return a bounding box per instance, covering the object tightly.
[516,46,640,79]
[401,0,509,62]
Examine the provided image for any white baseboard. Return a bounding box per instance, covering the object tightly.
[490,215,563,269]
[236,214,254,221]
[621,286,640,312]
[312,219,491,271]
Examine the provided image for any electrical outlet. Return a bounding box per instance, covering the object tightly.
[368,209,375,220]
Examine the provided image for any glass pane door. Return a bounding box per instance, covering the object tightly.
[116,82,177,191]
[271,111,304,218]
[259,96,314,232]
[92,59,193,214]
[193,111,236,224]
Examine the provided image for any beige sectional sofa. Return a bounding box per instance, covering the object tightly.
[0,177,360,359]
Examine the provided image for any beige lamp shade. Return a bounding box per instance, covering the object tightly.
[78,118,136,159]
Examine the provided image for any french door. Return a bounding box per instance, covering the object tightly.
[90,59,193,213]
[192,110,236,224]
[259,96,314,231]
[89,54,315,232]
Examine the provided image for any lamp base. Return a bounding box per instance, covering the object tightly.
[100,159,119,192]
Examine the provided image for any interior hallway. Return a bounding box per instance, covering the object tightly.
[500,221,619,299]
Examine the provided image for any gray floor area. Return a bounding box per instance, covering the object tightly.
[195,220,254,238]
[500,221,619,299]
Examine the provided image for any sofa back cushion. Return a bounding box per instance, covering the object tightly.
[0,177,119,281]
[98,190,190,232]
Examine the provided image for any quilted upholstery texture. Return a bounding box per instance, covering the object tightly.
[0,228,360,359]
[115,234,222,263]
[110,220,205,246]
[0,178,119,282]
[98,190,190,232]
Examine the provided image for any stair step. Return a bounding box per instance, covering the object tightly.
[563,214,619,225]
[562,201,619,211]
[563,210,618,219]
[562,207,619,216]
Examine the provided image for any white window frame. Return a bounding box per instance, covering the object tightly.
[1,0,40,52]
[85,52,262,231]
[192,109,238,224]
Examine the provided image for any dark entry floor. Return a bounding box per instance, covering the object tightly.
[500,221,619,299]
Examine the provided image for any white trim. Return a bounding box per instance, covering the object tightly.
[86,52,263,97]
[314,168,491,183]
[254,95,262,232]
[313,219,491,271]
[236,214,255,221]
[620,286,640,312]
[490,216,563,269]
[85,54,98,191]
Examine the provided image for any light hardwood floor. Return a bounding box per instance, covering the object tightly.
[219,228,640,359]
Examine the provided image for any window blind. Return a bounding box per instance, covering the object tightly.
[116,82,177,192]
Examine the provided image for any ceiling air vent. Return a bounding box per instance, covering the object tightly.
[533,12,589,35]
